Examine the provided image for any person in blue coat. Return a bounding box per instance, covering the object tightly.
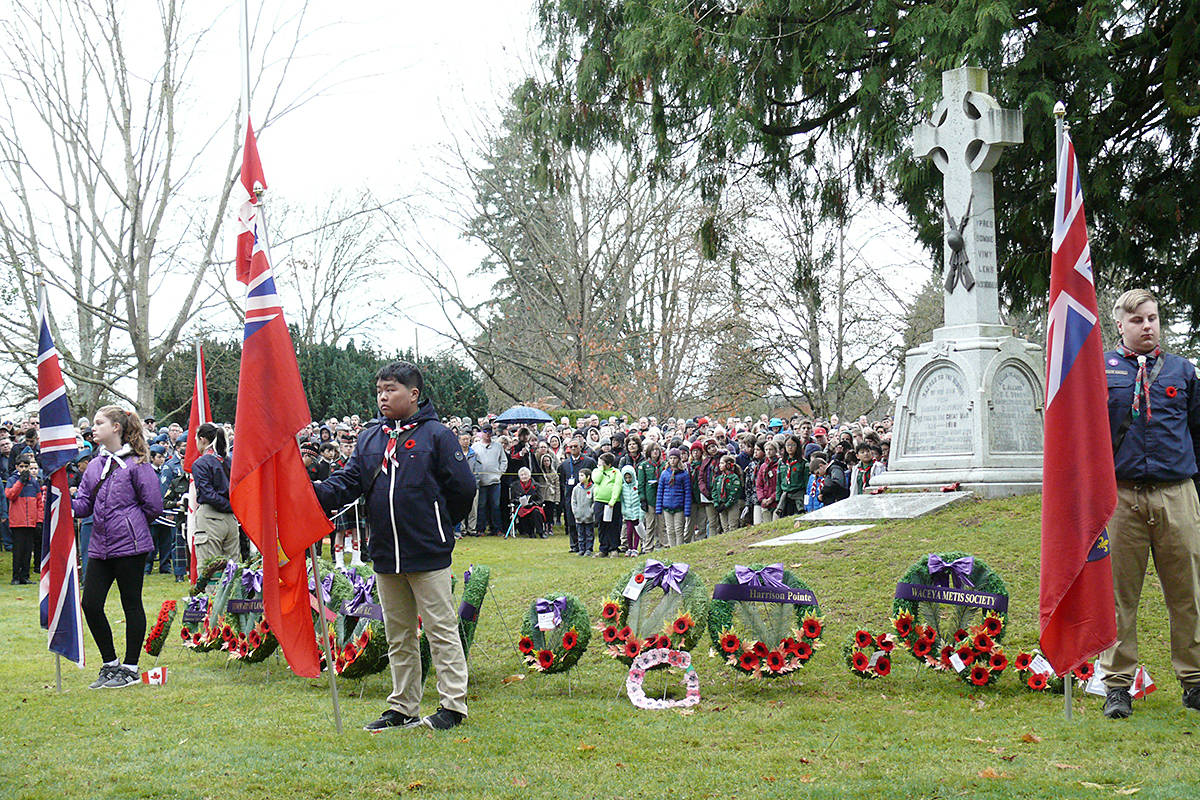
[314,361,476,732]
[655,448,691,548]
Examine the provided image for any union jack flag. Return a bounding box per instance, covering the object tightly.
[1039,130,1117,675]
[37,287,86,666]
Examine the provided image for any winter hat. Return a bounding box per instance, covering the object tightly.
[667,447,682,458]
[689,441,705,453]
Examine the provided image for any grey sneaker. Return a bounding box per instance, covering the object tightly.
[101,665,139,689]
[1103,687,1133,719]
[363,709,422,732]
[89,664,118,690]
[1184,686,1200,711]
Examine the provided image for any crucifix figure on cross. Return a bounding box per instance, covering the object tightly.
[913,67,1023,329]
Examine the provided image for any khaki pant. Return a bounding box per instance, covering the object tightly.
[663,511,686,547]
[641,512,662,551]
[193,505,239,565]
[754,506,776,525]
[701,502,719,539]
[376,568,469,716]
[1099,480,1200,689]
[718,503,742,534]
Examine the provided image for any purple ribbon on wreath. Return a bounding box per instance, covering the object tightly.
[307,573,335,603]
[733,563,787,589]
[241,569,263,597]
[348,573,376,609]
[534,597,568,628]
[186,596,209,616]
[219,560,238,587]
[464,565,473,585]
[927,554,974,588]
[643,560,689,595]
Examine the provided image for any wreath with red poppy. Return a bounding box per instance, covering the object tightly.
[843,629,895,679]
[1011,649,1092,693]
[518,592,591,675]
[891,552,1009,675]
[597,560,708,666]
[707,565,824,678]
[143,600,177,657]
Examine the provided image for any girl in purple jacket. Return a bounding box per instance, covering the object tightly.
[72,406,163,690]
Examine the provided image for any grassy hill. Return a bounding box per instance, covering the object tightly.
[1,493,1194,799]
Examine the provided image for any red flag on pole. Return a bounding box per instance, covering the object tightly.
[183,344,210,584]
[1039,130,1118,675]
[230,121,332,678]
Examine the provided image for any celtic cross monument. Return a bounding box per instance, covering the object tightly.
[874,67,1045,498]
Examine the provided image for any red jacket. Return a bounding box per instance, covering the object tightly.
[756,458,779,508]
[5,478,45,527]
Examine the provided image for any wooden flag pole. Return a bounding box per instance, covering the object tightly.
[309,545,343,734]
[55,654,61,694]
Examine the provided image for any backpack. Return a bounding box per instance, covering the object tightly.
[820,463,850,504]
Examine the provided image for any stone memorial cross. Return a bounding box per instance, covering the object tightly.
[913,66,1023,328]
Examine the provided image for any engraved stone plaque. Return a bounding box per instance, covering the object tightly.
[904,366,973,455]
[989,363,1042,453]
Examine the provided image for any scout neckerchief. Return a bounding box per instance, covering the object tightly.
[382,419,421,472]
[855,460,873,493]
[1117,343,1164,419]
[98,444,133,479]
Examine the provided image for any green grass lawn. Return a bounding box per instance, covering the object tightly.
[1,494,1196,799]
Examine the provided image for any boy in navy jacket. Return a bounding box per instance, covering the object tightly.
[315,362,476,731]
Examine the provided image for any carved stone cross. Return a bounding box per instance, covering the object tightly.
[913,67,1023,328]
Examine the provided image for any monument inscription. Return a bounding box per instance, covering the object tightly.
[904,366,973,455]
[989,364,1042,453]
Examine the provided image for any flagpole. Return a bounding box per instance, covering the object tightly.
[241,0,252,123]
[308,544,343,734]
[1052,98,1072,722]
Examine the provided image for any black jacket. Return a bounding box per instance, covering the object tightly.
[314,400,476,573]
[192,452,233,513]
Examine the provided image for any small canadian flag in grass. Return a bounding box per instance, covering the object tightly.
[141,667,167,686]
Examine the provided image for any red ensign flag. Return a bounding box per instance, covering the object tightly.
[230,120,332,678]
[1039,131,1117,675]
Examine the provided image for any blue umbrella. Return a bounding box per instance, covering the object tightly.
[494,405,553,426]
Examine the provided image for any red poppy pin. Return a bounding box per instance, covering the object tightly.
[404,439,416,449]
[1166,386,1178,398]
[634,573,644,584]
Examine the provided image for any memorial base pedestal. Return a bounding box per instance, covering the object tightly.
[873,325,1044,499]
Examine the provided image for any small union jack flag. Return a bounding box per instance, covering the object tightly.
[37,286,86,666]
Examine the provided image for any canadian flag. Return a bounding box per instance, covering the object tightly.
[141,667,168,686]
[1131,665,1156,699]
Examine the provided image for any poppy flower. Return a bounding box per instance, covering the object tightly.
[983,615,1003,636]
[537,649,555,669]
[973,632,994,652]
[192,633,202,645]
[953,628,968,642]
[752,641,770,658]
[766,651,786,672]
[1014,652,1033,671]
[180,628,191,641]
[940,645,954,665]
[1028,673,1049,691]
[260,620,270,633]
[403,439,415,449]
[719,632,741,653]
[970,665,990,686]
[335,656,346,672]
[1166,385,1178,398]
[851,652,870,672]
[781,637,801,656]
[343,643,358,661]
[874,655,891,677]
[247,631,261,648]
[562,630,578,651]
[518,636,534,654]
[623,640,641,658]
[601,602,620,620]
[854,630,874,648]
[956,647,975,666]
[617,626,632,642]
[802,617,823,638]
[602,626,619,644]
[739,652,760,671]
[221,624,233,638]
[795,641,812,661]
[672,615,693,634]
[989,652,1008,672]
[667,650,686,667]
[876,635,895,653]
[653,635,672,649]
[634,573,645,584]
[918,625,937,643]
[912,639,933,658]
[1073,662,1095,681]
[893,617,913,637]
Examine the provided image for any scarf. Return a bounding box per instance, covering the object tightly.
[99,444,133,479]
[382,419,421,472]
[1118,343,1163,419]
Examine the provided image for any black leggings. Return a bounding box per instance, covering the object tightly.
[82,554,146,665]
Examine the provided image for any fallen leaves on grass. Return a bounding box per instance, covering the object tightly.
[1053,763,1080,770]
[762,776,776,783]
[798,775,814,783]
[511,777,528,788]
[978,768,1006,779]
[676,708,694,716]
[577,744,595,752]
[1115,789,1141,796]
[1020,732,1043,743]
[501,674,525,685]
[406,780,424,791]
